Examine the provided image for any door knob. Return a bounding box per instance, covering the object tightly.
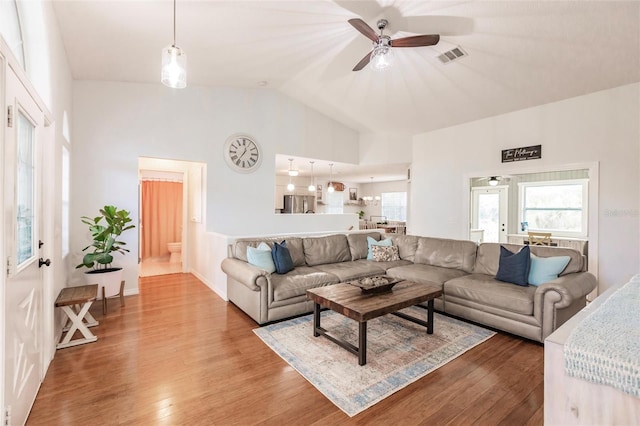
[39,258,51,268]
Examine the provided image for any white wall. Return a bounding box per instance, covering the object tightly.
[71,82,360,294]
[359,132,413,164]
[410,83,640,292]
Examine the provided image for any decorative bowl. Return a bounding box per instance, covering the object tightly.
[349,275,400,294]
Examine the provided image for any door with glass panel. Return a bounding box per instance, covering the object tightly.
[471,187,508,243]
[4,65,46,426]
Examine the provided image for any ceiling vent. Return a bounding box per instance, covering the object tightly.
[437,46,467,64]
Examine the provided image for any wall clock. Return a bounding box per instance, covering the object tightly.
[223,134,262,173]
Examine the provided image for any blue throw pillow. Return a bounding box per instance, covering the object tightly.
[495,245,531,286]
[272,240,294,274]
[246,242,276,273]
[528,254,571,286]
[366,236,392,260]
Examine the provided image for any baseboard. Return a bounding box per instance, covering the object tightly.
[190,269,228,301]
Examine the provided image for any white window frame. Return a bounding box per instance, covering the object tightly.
[325,190,343,214]
[518,179,588,237]
[381,191,407,221]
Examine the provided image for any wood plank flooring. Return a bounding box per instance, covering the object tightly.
[28,274,544,425]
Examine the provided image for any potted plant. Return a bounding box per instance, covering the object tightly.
[76,205,135,298]
[358,211,365,220]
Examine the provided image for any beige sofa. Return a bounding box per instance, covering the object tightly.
[221,232,596,342]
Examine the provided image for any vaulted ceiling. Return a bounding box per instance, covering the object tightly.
[52,0,640,136]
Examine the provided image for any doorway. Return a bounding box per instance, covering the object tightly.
[137,157,206,278]
[471,187,508,243]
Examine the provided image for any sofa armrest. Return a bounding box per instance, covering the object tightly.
[221,258,269,291]
[534,272,597,339]
[534,272,597,310]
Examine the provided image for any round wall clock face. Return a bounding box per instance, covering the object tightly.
[223,134,262,173]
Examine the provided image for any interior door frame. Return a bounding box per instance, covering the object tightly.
[470,185,508,243]
[1,35,57,420]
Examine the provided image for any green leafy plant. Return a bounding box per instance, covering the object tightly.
[358,210,365,220]
[76,205,135,270]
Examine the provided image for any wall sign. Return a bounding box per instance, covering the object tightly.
[502,145,542,163]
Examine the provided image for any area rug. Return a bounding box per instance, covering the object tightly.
[254,307,495,417]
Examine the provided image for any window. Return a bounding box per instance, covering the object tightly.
[0,0,26,69]
[61,146,70,256]
[519,180,588,236]
[381,192,407,221]
[325,190,343,214]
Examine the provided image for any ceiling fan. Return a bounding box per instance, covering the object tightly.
[477,176,513,186]
[348,18,440,71]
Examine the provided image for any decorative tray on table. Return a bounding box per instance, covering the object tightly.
[348,276,400,294]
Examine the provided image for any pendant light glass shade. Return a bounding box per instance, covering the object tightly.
[161,45,187,88]
[287,159,295,191]
[308,161,316,192]
[327,164,335,193]
[161,0,186,89]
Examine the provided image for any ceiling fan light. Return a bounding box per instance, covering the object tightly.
[371,45,393,71]
[161,45,187,89]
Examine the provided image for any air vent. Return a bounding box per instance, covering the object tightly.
[437,46,467,64]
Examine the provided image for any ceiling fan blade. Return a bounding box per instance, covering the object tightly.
[391,34,440,48]
[352,51,372,71]
[348,18,379,42]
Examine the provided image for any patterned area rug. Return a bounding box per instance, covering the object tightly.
[254,307,495,417]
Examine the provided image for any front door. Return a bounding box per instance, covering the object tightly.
[471,187,508,243]
[4,65,46,425]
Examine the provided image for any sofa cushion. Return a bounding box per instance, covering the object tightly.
[445,273,536,316]
[271,241,294,274]
[474,243,583,276]
[414,237,477,273]
[346,232,382,260]
[313,260,386,282]
[234,237,305,267]
[495,245,530,286]
[372,245,400,262]
[386,235,419,261]
[271,266,340,301]
[246,242,276,273]
[367,236,393,260]
[303,234,352,266]
[528,254,571,286]
[386,263,469,289]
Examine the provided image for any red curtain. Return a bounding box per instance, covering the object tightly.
[141,181,183,259]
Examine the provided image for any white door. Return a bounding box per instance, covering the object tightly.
[471,187,508,243]
[4,66,46,426]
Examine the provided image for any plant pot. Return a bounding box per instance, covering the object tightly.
[84,267,123,299]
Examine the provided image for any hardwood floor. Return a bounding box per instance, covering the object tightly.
[28,274,544,425]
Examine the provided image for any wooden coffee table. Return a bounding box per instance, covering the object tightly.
[306,281,443,366]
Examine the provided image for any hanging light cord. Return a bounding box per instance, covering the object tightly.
[173,0,177,47]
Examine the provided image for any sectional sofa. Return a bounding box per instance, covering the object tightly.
[220,232,596,342]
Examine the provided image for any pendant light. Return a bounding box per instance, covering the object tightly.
[327,164,335,193]
[287,159,295,192]
[161,0,187,89]
[363,177,381,205]
[308,161,316,192]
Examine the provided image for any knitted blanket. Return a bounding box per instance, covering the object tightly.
[564,274,640,398]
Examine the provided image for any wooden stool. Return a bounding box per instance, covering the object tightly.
[55,284,99,349]
[102,280,126,315]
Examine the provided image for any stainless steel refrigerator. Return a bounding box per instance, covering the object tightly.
[283,195,315,214]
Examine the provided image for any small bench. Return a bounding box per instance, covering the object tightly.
[55,284,99,349]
